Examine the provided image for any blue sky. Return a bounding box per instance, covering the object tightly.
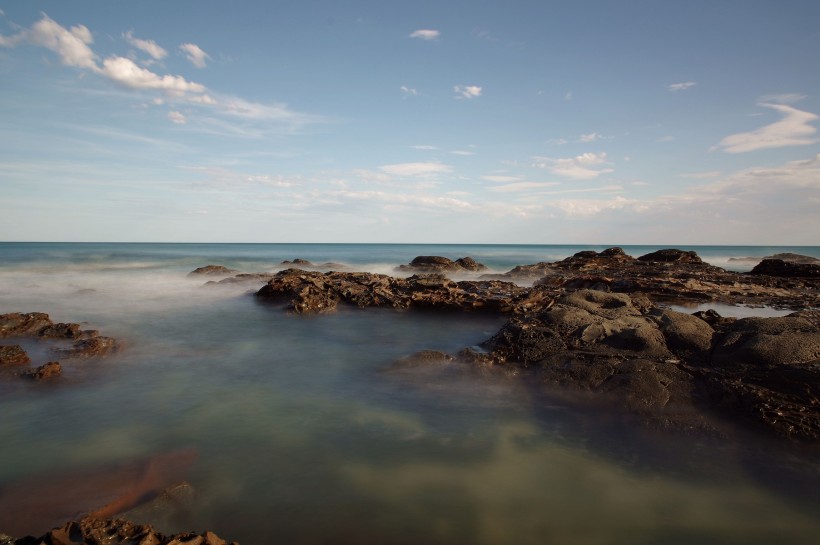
[1,0,818,244]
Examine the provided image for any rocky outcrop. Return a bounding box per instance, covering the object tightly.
[471,291,820,440]
[187,265,239,277]
[256,269,535,314]
[483,247,819,310]
[0,313,118,381]
[6,517,237,545]
[750,258,820,278]
[397,256,488,274]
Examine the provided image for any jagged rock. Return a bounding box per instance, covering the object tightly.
[461,291,820,440]
[187,265,239,277]
[0,345,30,366]
[60,336,118,358]
[8,517,238,545]
[256,269,531,315]
[0,313,53,337]
[281,258,313,267]
[23,362,61,380]
[750,258,820,278]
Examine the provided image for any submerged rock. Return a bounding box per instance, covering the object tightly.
[188,265,239,277]
[22,361,61,380]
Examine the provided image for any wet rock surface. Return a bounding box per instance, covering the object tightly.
[6,517,237,545]
[750,258,820,278]
[188,265,239,277]
[0,313,118,381]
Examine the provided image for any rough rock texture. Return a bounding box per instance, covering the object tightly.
[750,258,820,278]
[475,291,820,440]
[187,265,239,277]
[256,269,534,314]
[22,362,62,380]
[8,517,237,545]
[0,345,30,366]
[397,256,488,274]
[483,247,820,310]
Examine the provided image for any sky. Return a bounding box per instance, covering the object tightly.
[0,0,819,244]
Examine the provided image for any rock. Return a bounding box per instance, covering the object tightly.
[256,269,531,315]
[650,309,715,362]
[397,256,488,274]
[60,336,118,358]
[188,265,239,277]
[280,258,313,267]
[0,345,30,366]
[750,258,820,278]
[9,517,238,545]
[38,323,83,340]
[637,249,703,264]
[0,313,53,337]
[23,362,61,380]
[765,253,820,265]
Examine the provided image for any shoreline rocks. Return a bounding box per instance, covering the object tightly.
[397,255,488,274]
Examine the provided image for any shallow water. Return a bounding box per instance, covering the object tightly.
[0,243,818,544]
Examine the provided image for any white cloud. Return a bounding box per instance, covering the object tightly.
[450,150,474,156]
[668,81,696,92]
[547,138,568,146]
[0,14,99,70]
[412,145,437,150]
[100,56,206,95]
[578,132,601,143]
[564,91,573,101]
[123,31,167,60]
[679,171,722,179]
[180,42,210,68]
[553,196,636,216]
[379,162,452,177]
[400,85,419,96]
[454,85,482,99]
[713,103,818,153]
[657,135,675,143]
[533,152,614,180]
[409,29,439,40]
[168,111,187,124]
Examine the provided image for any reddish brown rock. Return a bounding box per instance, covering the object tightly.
[750,258,820,278]
[23,362,61,380]
[397,255,488,274]
[0,345,30,366]
[187,265,239,277]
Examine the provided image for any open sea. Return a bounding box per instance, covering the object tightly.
[0,242,819,544]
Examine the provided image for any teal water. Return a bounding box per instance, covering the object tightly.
[0,243,818,544]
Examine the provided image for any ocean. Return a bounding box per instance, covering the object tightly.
[0,242,818,544]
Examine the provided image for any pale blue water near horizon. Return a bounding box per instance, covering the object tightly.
[1,242,819,544]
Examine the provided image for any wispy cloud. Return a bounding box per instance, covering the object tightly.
[123,30,167,60]
[168,111,187,124]
[400,85,419,97]
[0,14,98,69]
[679,171,722,179]
[578,132,602,143]
[713,103,818,153]
[449,150,474,156]
[758,93,806,104]
[668,81,696,92]
[533,152,613,180]
[409,29,440,41]
[379,162,452,177]
[412,145,437,150]
[179,43,210,68]
[488,181,560,193]
[454,85,482,99]
[100,56,206,95]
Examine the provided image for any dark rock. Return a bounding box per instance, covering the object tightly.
[187,265,239,277]
[38,323,83,340]
[0,345,30,366]
[10,517,238,545]
[750,258,820,278]
[637,249,703,264]
[23,362,61,380]
[398,256,488,274]
[765,253,820,265]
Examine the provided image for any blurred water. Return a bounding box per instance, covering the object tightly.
[0,243,818,544]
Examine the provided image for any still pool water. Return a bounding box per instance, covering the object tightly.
[0,243,818,544]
